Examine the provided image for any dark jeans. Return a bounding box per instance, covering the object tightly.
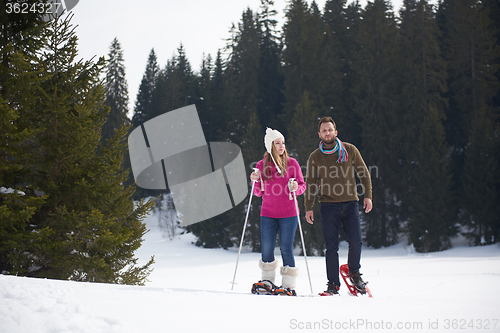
[261,216,298,267]
[320,201,362,286]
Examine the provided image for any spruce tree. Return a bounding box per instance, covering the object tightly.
[149,60,172,120]
[340,1,364,146]
[438,0,500,246]
[0,12,47,275]
[224,8,261,144]
[321,0,350,137]
[398,0,449,238]
[21,14,155,284]
[257,0,285,131]
[282,0,326,122]
[461,106,500,245]
[287,91,324,255]
[132,48,159,127]
[438,0,500,174]
[150,45,195,120]
[240,111,264,251]
[409,105,457,252]
[168,44,196,108]
[353,0,401,248]
[102,37,130,145]
[210,50,228,141]
[195,53,220,142]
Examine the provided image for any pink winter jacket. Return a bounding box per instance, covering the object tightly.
[252,157,306,218]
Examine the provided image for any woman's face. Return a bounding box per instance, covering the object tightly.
[273,138,285,156]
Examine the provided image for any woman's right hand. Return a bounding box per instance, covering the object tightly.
[250,171,260,182]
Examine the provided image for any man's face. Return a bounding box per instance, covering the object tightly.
[318,122,338,145]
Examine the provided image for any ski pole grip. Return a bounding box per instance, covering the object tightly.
[253,168,264,190]
[288,178,296,200]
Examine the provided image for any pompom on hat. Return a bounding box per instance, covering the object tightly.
[264,127,285,174]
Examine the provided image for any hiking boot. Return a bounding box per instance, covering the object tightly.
[320,282,340,296]
[349,270,368,294]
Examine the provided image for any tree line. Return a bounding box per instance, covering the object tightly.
[133,0,500,254]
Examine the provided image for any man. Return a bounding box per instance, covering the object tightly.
[305,117,372,296]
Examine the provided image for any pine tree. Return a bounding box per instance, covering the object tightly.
[240,111,264,251]
[409,105,457,252]
[168,44,196,108]
[353,0,401,248]
[437,0,500,246]
[398,0,449,238]
[321,0,349,137]
[0,12,47,275]
[210,50,228,141]
[438,0,500,177]
[132,48,159,127]
[102,37,135,196]
[257,0,285,131]
[461,106,500,245]
[287,91,320,166]
[287,91,324,255]
[282,0,326,122]
[150,45,195,120]
[102,37,130,145]
[195,53,220,142]
[224,8,261,144]
[340,1,364,146]
[19,14,155,284]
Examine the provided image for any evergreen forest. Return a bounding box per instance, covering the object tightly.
[137,0,500,254]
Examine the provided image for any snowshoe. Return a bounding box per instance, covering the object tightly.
[251,280,277,295]
[319,282,339,296]
[339,264,373,298]
[273,286,297,296]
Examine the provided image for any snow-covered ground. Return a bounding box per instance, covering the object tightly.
[1,212,500,333]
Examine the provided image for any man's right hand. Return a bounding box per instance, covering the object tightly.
[305,210,314,224]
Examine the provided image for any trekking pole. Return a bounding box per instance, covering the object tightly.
[289,178,314,295]
[231,168,259,290]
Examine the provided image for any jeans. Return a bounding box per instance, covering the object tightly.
[261,216,298,267]
[320,201,362,286]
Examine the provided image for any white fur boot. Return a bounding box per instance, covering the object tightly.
[280,266,299,290]
[259,259,278,284]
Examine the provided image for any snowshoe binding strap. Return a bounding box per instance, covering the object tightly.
[251,280,276,294]
[273,287,297,296]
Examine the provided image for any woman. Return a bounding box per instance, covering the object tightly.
[250,128,306,296]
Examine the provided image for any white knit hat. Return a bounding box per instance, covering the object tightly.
[264,127,285,174]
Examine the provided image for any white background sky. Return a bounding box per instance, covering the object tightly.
[69,0,413,117]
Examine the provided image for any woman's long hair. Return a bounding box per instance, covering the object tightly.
[262,144,289,181]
